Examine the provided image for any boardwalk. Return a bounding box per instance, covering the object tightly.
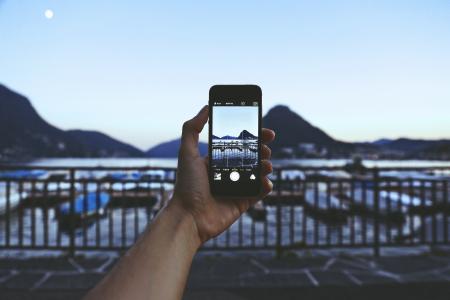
[1,250,450,300]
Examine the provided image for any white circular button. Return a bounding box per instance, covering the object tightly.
[230,171,240,182]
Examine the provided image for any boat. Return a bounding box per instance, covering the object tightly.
[57,192,110,230]
[102,171,141,181]
[379,170,445,181]
[0,170,47,180]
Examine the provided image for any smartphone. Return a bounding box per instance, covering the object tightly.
[209,85,262,197]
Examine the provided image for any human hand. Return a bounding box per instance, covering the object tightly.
[170,105,275,244]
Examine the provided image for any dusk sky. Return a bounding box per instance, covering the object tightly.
[213,106,258,139]
[1,1,449,150]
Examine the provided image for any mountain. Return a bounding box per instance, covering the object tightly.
[373,138,450,159]
[372,138,393,146]
[146,138,208,158]
[0,84,84,158]
[67,130,143,157]
[0,84,144,159]
[213,130,257,140]
[419,142,450,159]
[376,138,448,153]
[262,105,353,156]
[237,130,257,140]
[2,83,448,160]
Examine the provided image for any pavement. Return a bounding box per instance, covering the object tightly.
[1,248,450,300]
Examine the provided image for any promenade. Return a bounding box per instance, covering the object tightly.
[1,247,450,300]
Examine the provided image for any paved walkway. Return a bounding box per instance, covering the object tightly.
[0,249,450,299]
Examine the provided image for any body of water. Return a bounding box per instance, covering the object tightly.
[24,158,450,168]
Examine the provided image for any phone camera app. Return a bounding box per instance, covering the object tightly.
[211,101,259,188]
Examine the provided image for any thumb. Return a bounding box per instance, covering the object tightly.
[179,105,209,157]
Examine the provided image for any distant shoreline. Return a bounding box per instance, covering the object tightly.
[1,158,450,169]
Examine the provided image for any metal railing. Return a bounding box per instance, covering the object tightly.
[211,140,258,168]
[0,165,449,257]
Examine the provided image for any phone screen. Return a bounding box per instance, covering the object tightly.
[209,86,261,196]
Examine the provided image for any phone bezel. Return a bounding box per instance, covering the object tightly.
[208,85,262,197]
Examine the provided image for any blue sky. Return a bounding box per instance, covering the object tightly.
[213,106,258,138]
[0,1,449,150]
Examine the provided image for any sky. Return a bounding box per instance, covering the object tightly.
[213,106,258,138]
[0,0,449,150]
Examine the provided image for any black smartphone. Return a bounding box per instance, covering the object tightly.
[208,85,262,197]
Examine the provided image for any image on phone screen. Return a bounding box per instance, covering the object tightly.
[209,92,261,196]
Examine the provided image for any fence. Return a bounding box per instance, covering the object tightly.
[0,165,449,257]
[211,140,258,168]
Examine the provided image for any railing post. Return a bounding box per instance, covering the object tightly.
[444,180,448,244]
[69,168,76,257]
[5,180,10,248]
[372,168,380,258]
[275,168,282,259]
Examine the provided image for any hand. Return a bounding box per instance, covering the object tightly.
[170,105,275,244]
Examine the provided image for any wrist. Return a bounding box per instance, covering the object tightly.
[163,198,202,252]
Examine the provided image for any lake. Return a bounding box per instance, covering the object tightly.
[24,158,450,168]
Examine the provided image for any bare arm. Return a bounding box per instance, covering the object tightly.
[84,105,275,300]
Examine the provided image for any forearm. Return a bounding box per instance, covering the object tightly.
[85,199,201,300]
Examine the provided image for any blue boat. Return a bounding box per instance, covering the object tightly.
[58,192,110,230]
[0,170,47,180]
[102,172,141,181]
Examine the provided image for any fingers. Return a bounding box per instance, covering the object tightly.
[260,176,273,197]
[180,105,209,157]
[261,159,272,176]
[262,128,275,145]
[262,145,271,160]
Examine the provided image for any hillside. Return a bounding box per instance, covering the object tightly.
[67,130,144,157]
[262,105,354,156]
[0,84,144,159]
[146,138,208,158]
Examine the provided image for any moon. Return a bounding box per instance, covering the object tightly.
[44,9,54,19]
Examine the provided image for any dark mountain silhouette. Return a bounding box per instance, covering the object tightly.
[0,84,84,158]
[378,138,449,153]
[67,130,143,157]
[146,138,207,158]
[2,84,448,160]
[262,105,353,155]
[212,134,220,139]
[213,130,257,140]
[0,84,144,159]
[376,138,450,159]
[372,138,393,146]
[237,130,257,140]
[419,142,450,159]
